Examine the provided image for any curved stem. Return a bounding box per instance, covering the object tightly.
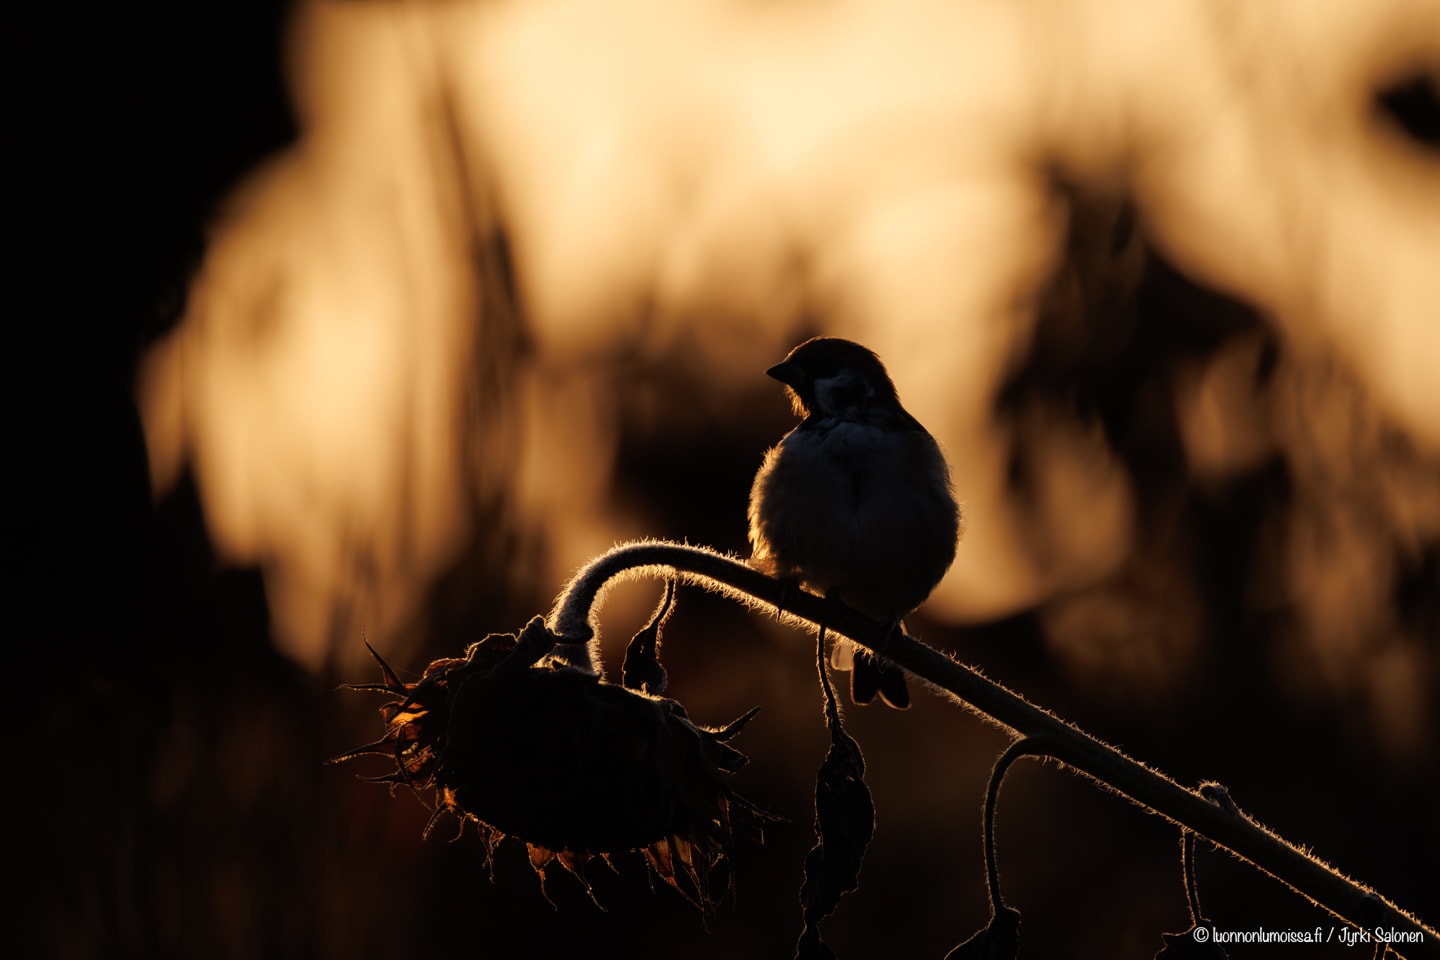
[1182,830,1202,925]
[981,738,1049,913]
[546,541,1436,951]
[816,617,842,732]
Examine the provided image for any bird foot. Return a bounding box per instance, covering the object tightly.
[774,576,801,619]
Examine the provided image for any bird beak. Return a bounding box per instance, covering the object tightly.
[765,360,806,389]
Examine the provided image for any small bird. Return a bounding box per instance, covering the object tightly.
[748,337,962,708]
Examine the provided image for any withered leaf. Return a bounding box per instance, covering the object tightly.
[623,578,675,694]
[796,624,876,958]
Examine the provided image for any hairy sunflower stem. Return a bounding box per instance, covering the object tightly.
[981,738,1051,914]
[546,541,1435,953]
[1182,829,1203,925]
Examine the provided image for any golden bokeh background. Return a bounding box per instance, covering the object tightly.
[16,0,1437,956]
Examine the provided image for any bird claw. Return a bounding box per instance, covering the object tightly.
[849,617,911,709]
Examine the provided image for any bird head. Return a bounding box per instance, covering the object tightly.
[766,337,900,419]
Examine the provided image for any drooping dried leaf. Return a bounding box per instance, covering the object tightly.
[796,625,876,958]
[623,578,675,694]
[944,906,1021,960]
[800,726,873,921]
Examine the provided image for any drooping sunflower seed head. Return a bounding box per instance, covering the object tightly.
[331,617,767,912]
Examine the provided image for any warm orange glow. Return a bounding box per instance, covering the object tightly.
[140,0,1438,758]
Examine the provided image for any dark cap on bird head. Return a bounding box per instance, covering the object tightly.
[766,337,898,412]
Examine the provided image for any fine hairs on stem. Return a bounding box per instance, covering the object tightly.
[544,540,1436,948]
[980,738,1050,914]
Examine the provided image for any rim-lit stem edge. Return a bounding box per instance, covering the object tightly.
[981,738,1050,914]
[547,540,1435,951]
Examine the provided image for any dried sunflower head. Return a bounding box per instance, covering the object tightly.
[331,617,765,910]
